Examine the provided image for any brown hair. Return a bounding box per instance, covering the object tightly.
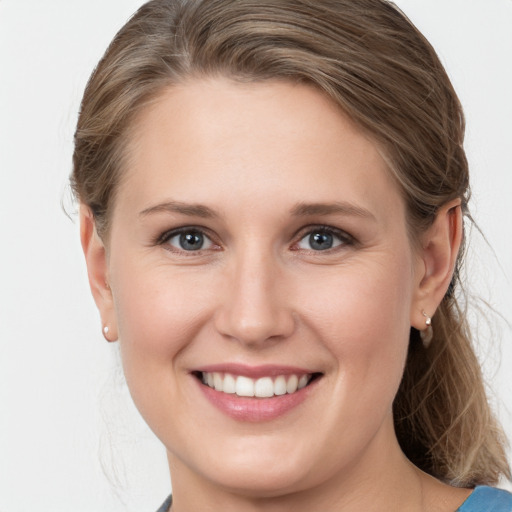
[71,0,510,486]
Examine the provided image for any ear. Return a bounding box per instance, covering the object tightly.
[410,199,463,330]
[80,204,118,342]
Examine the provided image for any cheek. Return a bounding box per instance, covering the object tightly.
[113,255,208,339]
[302,254,412,338]
[109,257,211,387]
[109,259,219,437]
[301,254,413,401]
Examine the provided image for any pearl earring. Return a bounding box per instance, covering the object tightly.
[420,310,433,348]
[102,325,111,342]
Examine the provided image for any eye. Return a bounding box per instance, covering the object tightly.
[162,228,215,252]
[295,227,351,251]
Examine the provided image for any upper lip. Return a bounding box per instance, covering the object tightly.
[192,363,318,379]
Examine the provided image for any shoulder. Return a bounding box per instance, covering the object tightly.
[457,486,512,511]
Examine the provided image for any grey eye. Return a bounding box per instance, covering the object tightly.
[167,230,213,251]
[297,230,345,251]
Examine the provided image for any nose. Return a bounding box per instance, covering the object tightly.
[213,250,296,347]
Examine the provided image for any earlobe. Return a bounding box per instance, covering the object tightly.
[80,205,118,341]
[411,199,463,330]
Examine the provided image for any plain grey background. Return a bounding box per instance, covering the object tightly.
[1,1,511,510]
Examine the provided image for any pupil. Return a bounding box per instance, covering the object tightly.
[310,232,333,250]
[180,232,204,250]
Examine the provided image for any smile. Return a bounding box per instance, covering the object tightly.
[200,372,313,398]
[193,365,323,421]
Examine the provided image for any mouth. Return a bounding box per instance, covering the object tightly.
[191,364,324,421]
[192,371,322,398]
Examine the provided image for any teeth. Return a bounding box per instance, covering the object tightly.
[286,374,298,394]
[201,372,313,397]
[236,376,255,397]
[254,377,274,398]
[223,373,236,394]
[213,372,223,391]
[274,375,287,396]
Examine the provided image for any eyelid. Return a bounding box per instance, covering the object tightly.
[156,225,221,252]
[153,224,355,254]
[292,225,356,251]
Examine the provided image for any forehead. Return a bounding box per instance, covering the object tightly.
[117,77,404,223]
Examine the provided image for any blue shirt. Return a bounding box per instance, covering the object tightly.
[457,486,512,511]
[156,486,512,511]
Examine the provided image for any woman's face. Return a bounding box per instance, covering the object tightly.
[102,78,425,495]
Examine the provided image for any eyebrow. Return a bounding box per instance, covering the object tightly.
[139,199,375,221]
[291,201,376,220]
[139,200,218,219]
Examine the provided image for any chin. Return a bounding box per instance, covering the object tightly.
[204,463,313,499]
[171,435,323,499]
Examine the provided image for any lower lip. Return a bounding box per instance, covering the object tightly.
[196,378,318,422]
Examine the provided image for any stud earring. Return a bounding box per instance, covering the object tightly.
[102,325,112,342]
[420,310,433,348]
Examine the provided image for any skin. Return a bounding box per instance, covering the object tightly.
[81,78,470,511]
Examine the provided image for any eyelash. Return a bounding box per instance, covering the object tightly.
[155,226,220,254]
[292,225,356,252]
[155,225,356,255]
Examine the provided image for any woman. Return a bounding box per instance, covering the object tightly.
[72,0,511,510]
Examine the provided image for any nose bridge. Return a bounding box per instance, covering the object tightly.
[214,240,294,345]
